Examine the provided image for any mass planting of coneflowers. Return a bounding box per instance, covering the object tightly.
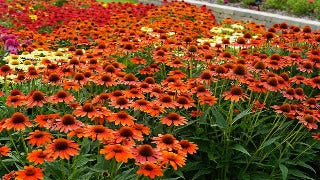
[0,0,320,179]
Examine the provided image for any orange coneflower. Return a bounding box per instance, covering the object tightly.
[63,81,81,91]
[161,112,187,126]
[146,102,166,117]
[107,111,135,126]
[45,138,80,160]
[93,73,117,87]
[152,134,181,151]
[303,98,318,109]
[132,99,150,112]
[92,92,110,104]
[2,171,15,180]
[100,144,133,163]
[73,103,101,119]
[26,130,53,147]
[5,95,25,108]
[114,126,143,146]
[131,57,146,65]
[179,140,198,155]
[157,94,177,108]
[297,115,318,130]
[136,162,163,179]
[161,151,186,170]
[109,96,132,109]
[2,112,32,131]
[124,88,145,99]
[272,104,293,117]
[199,95,218,106]
[16,166,43,180]
[133,144,161,164]
[52,114,83,133]
[0,65,13,76]
[83,125,114,141]
[34,114,59,128]
[0,145,11,157]
[308,76,320,89]
[120,73,138,85]
[312,132,320,140]
[27,149,52,165]
[192,84,212,97]
[49,90,75,104]
[25,90,48,108]
[223,86,248,102]
[133,123,150,136]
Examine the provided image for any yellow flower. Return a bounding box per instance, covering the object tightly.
[29,14,38,20]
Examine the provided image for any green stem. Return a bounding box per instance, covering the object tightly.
[0,157,10,173]
[19,131,28,154]
[61,159,66,180]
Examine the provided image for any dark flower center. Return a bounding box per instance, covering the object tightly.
[83,103,94,112]
[25,169,36,176]
[54,140,69,151]
[230,87,243,95]
[161,134,174,145]
[167,113,179,121]
[61,114,75,125]
[119,127,133,137]
[11,113,26,124]
[32,91,45,101]
[138,145,153,157]
[116,97,128,106]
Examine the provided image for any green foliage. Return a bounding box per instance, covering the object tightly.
[54,0,67,7]
[286,0,313,15]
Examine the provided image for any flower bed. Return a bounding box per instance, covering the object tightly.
[0,0,320,179]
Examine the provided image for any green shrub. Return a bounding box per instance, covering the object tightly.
[286,0,313,15]
[263,0,287,10]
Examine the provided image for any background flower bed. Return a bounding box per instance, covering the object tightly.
[0,0,320,179]
[199,0,320,21]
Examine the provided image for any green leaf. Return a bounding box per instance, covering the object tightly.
[289,169,314,180]
[233,144,251,156]
[174,170,185,179]
[192,169,211,180]
[232,109,251,125]
[297,161,316,173]
[211,107,226,128]
[114,168,136,180]
[261,136,281,149]
[279,164,288,180]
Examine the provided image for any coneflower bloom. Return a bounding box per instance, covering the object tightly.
[175,96,194,109]
[107,111,135,126]
[120,73,138,85]
[281,88,295,100]
[15,166,43,180]
[152,134,181,151]
[0,145,11,157]
[136,162,163,179]
[161,151,186,170]
[133,144,161,164]
[94,73,117,87]
[263,77,280,92]
[272,104,293,117]
[0,65,13,76]
[83,125,114,141]
[5,95,25,108]
[294,88,306,100]
[2,112,32,131]
[308,76,320,89]
[132,99,150,112]
[26,130,54,147]
[297,115,318,130]
[52,114,83,133]
[91,92,110,104]
[45,138,80,160]
[114,126,143,145]
[303,98,318,109]
[124,88,145,99]
[133,123,150,136]
[73,103,100,118]
[312,132,320,140]
[223,86,248,102]
[25,90,47,108]
[146,102,166,117]
[199,95,218,106]
[34,114,59,128]
[179,140,198,155]
[100,144,133,163]
[49,90,75,104]
[157,94,177,108]
[27,149,52,165]
[161,112,187,126]
[109,96,132,109]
